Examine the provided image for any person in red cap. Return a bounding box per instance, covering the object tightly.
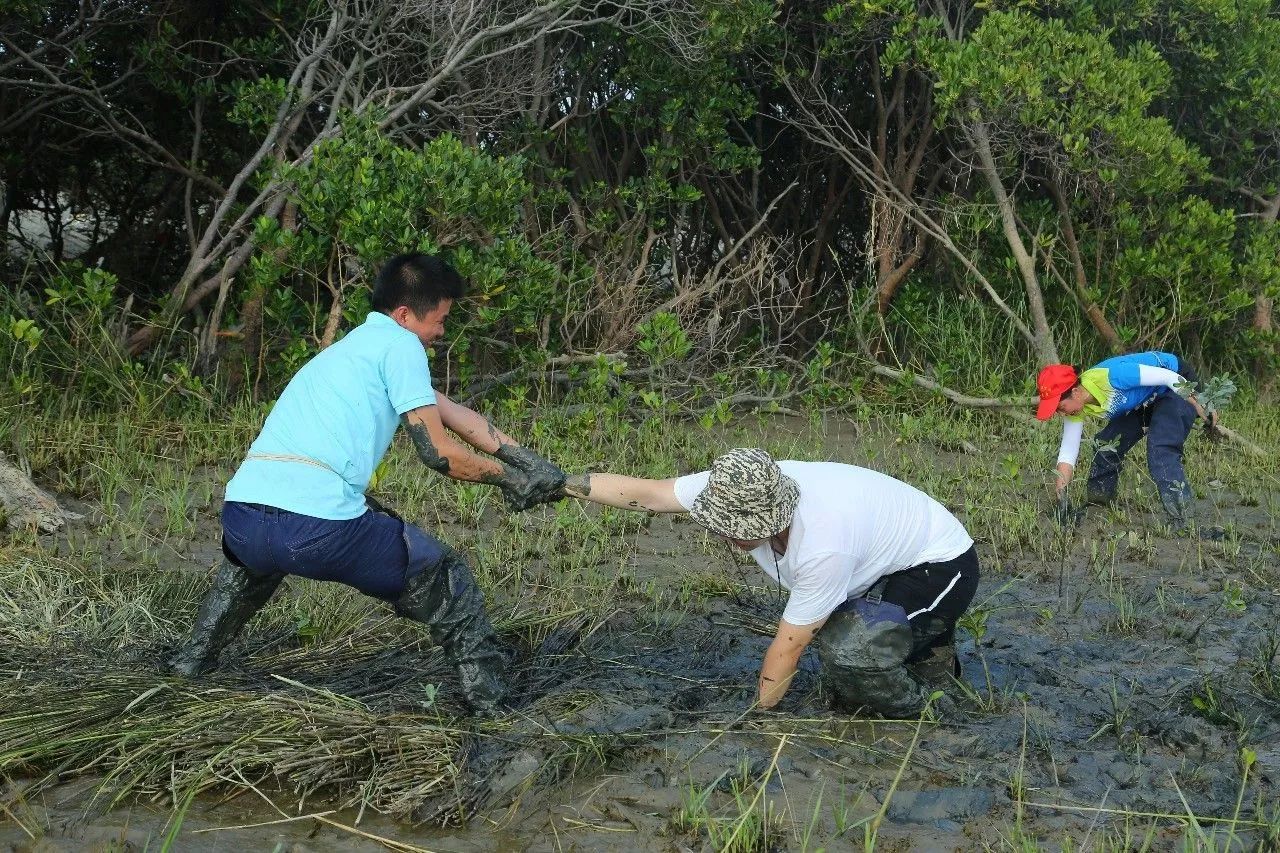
[1035,351,1219,532]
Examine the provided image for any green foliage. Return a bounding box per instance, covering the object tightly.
[926,10,1204,195]
[1109,197,1254,347]
[4,0,1279,405]
[636,311,693,366]
[246,118,572,389]
[1186,375,1238,416]
[0,264,212,416]
[227,78,291,131]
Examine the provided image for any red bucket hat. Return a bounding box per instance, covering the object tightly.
[1036,364,1078,420]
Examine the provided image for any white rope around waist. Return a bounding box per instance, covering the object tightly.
[244,452,338,474]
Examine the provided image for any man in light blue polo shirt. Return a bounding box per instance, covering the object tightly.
[167,253,565,716]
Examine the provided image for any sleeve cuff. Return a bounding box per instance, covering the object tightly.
[394,395,437,416]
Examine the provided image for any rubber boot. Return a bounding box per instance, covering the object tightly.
[1160,488,1191,530]
[166,558,284,677]
[814,606,931,718]
[908,644,961,687]
[1159,489,1226,540]
[395,547,510,717]
[1085,486,1115,507]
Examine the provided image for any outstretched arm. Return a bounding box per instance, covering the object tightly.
[433,391,517,454]
[427,392,565,506]
[563,473,687,513]
[1138,365,1220,426]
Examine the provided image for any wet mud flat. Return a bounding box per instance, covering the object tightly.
[4,511,1280,852]
[3,411,1280,852]
[432,528,1280,851]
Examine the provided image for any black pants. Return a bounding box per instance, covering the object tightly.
[880,545,981,662]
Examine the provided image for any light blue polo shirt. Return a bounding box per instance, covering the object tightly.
[225,312,437,519]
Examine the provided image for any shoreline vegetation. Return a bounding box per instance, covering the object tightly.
[3,0,1279,846]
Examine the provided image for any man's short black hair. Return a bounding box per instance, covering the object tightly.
[371,253,465,316]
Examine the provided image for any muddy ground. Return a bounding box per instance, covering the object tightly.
[2,421,1279,852]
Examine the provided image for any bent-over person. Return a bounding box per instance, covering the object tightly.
[564,448,979,717]
[1036,351,1220,534]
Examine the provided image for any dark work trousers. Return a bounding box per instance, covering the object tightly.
[1086,391,1199,510]
[221,500,445,600]
[880,545,981,663]
[172,500,509,714]
[813,546,980,717]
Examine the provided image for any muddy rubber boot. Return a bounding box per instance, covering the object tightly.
[822,662,932,718]
[908,644,960,687]
[1160,488,1189,523]
[395,547,511,718]
[166,558,284,677]
[815,606,931,718]
[1159,488,1195,536]
[1156,489,1225,540]
[1085,486,1115,507]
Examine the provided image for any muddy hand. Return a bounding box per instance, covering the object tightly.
[495,445,567,507]
[1051,494,1083,529]
[492,465,544,512]
[1202,411,1226,442]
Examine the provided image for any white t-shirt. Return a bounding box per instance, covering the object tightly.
[673,461,974,626]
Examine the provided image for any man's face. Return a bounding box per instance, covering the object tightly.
[1056,385,1088,416]
[394,299,453,346]
[725,536,768,551]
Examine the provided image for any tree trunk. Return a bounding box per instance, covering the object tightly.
[1048,178,1123,353]
[1256,191,1280,390]
[966,113,1059,364]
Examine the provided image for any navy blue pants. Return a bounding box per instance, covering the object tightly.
[1086,391,1199,506]
[221,500,446,601]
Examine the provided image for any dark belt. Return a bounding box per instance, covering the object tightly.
[240,502,284,515]
[864,574,891,604]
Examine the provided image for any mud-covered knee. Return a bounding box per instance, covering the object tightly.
[396,543,484,619]
[437,549,486,611]
[822,664,929,717]
[908,615,953,654]
[213,557,281,598]
[814,607,914,672]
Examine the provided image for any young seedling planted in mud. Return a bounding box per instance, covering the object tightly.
[954,603,1020,713]
[1086,677,1141,756]
[1221,579,1248,613]
[670,763,786,853]
[1190,679,1251,741]
[1251,632,1280,702]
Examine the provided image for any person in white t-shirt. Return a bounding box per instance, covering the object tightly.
[562,448,980,717]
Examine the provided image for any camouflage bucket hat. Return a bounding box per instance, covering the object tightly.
[688,448,799,540]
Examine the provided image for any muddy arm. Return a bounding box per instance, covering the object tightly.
[433,391,516,454]
[431,392,564,503]
[758,617,824,709]
[401,405,509,483]
[563,473,686,513]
